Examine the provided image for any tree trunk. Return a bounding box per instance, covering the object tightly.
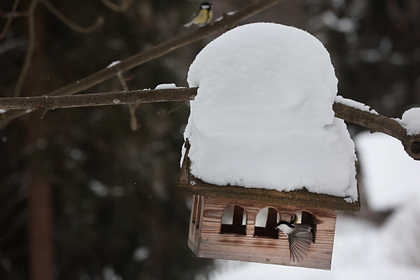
[22,1,55,279]
[28,175,54,280]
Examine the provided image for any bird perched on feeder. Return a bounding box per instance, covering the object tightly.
[184,2,213,27]
[290,213,299,224]
[276,220,314,262]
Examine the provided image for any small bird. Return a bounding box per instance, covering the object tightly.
[276,220,314,262]
[184,2,213,28]
[290,213,299,224]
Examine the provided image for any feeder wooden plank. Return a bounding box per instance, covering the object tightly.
[188,195,337,270]
[179,141,360,212]
[177,142,190,188]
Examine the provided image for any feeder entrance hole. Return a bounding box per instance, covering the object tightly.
[254,207,280,239]
[220,205,247,235]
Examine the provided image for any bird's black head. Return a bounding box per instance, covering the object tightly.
[276,220,294,228]
[200,2,212,10]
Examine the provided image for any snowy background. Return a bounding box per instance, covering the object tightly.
[210,131,420,280]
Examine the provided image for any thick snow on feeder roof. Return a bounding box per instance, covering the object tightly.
[184,23,358,201]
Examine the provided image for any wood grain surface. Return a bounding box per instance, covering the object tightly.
[188,195,337,270]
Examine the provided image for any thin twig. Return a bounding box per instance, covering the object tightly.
[13,0,103,97]
[0,9,29,18]
[0,0,21,42]
[117,72,140,131]
[14,0,38,97]
[158,102,185,115]
[39,0,103,34]
[100,0,133,12]
[0,0,284,126]
[116,73,129,91]
[128,103,140,131]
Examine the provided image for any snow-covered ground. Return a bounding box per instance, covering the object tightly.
[210,132,420,279]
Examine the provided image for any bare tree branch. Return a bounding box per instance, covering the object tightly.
[0,87,419,160]
[0,87,196,118]
[14,0,38,97]
[12,0,103,97]
[0,0,284,127]
[333,101,420,161]
[0,0,21,42]
[117,72,140,131]
[158,101,185,115]
[44,0,283,98]
[100,0,133,12]
[0,9,28,18]
[39,0,103,34]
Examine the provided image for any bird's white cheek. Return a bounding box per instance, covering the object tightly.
[278,225,293,236]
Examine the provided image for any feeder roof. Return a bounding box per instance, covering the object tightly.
[183,23,358,203]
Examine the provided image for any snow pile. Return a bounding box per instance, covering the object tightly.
[355,131,420,211]
[184,23,357,201]
[335,95,378,114]
[155,83,181,90]
[400,107,420,135]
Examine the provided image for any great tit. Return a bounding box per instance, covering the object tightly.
[290,213,299,224]
[184,2,213,27]
[276,220,314,262]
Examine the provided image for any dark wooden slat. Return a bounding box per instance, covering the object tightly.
[233,205,244,225]
[266,208,278,229]
[179,143,360,212]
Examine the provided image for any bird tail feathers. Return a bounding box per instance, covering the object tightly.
[183,21,193,28]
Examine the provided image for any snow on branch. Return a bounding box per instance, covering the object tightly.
[333,97,420,161]
[0,87,419,161]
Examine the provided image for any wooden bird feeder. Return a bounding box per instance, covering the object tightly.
[178,141,360,270]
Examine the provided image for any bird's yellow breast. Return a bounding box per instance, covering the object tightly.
[193,10,213,25]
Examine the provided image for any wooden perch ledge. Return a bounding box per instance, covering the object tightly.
[0,87,419,160]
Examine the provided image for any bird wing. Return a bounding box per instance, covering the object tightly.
[289,227,313,262]
[183,10,200,27]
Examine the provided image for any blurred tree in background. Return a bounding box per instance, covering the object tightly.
[0,0,418,279]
